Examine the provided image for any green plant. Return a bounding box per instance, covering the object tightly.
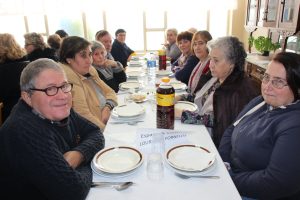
[253,36,281,53]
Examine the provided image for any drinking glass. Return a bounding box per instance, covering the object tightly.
[151,132,165,154]
[147,153,164,181]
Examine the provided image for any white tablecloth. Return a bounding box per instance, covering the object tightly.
[86,91,241,200]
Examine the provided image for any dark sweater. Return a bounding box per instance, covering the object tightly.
[0,100,104,200]
[27,47,58,62]
[93,63,127,93]
[174,55,199,85]
[111,39,134,67]
[219,96,300,199]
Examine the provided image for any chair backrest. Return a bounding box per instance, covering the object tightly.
[0,60,29,121]
[0,102,3,126]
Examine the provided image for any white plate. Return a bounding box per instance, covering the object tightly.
[93,146,144,174]
[111,111,145,121]
[156,70,173,76]
[166,144,216,172]
[166,157,217,176]
[170,82,187,90]
[175,101,198,119]
[126,71,145,77]
[119,81,142,90]
[91,161,142,178]
[113,103,145,117]
[129,92,148,103]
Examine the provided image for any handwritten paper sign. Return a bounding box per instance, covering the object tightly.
[136,128,192,154]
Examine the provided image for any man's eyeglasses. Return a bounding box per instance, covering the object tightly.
[30,83,73,96]
[261,74,288,89]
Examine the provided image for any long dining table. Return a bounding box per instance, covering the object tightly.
[86,62,242,200]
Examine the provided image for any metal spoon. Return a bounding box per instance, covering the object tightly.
[175,172,220,179]
[91,181,134,191]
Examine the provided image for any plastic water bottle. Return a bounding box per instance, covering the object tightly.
[147,53,156,88]
[147,53,156,68]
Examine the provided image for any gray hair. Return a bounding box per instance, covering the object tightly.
[24,32,47,50]
[166,28,178,36]
[20,58,65,94]
[91,40,106,53]
[207,36,246,72]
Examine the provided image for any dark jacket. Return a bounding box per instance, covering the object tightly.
[27,47,58,62]
[0,100,104,200]
[212,69,259,147]
[93,63,127,93]
[219,96,300,200]
[174,55,199,85]
[0,57,29,121]
[111,39,134,67]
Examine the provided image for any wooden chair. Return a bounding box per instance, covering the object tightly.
[0,102,3,126]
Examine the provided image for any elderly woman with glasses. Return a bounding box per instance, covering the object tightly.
[0,58,104,199]
[219,52,300,199]
[59,36,118,131]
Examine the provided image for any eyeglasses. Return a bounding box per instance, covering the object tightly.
[261,74,288,89]
[30,83,73,96]
[193,41,206,46]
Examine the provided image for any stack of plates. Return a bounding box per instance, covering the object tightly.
[92,146,144,178]
[156,70,173,77]
[165,144,216,176]
[126,71,145,78]
[128,61,143,67]
[131,56,140,61]
[112,103,145,120]
[119,81,142,91]
[170,81,187,91]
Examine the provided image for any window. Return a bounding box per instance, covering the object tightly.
[85,12,105,41]
[0,15,26,45]
[0,0,238,51]
[26,14,46,33]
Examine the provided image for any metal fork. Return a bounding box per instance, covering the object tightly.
[110,120,144,125]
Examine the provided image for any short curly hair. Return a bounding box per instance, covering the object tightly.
[24,32,47,50]
[176,31,194,43]
[208,36,246,72]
